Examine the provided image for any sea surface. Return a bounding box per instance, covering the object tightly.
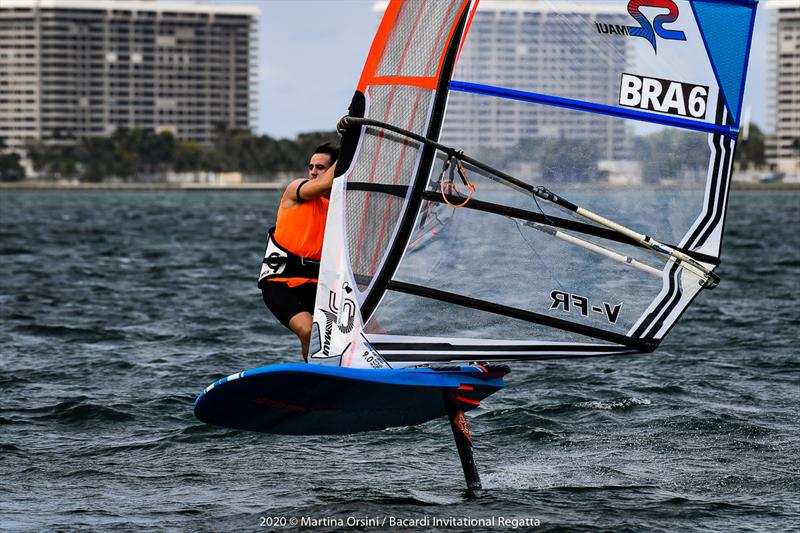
[1,190,798,532]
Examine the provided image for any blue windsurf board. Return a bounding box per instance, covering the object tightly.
[194,363,508,435]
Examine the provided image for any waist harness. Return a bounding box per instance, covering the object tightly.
[257,227,320,288]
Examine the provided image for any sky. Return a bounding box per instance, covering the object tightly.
[187,0,770,139]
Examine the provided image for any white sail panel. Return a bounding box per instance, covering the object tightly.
[309,176,390,368]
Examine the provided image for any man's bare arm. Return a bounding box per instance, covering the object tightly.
[283,163,337,207]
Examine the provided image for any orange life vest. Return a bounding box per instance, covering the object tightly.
[267,193,329,288]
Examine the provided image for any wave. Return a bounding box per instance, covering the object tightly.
[27,397,135,425]
[15,324,129,343]
[574,397,652,410]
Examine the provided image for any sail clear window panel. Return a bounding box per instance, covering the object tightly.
[453,0,721,124]
[438,92,720,250]
[428,168,713,255]
[375,0,464,80]
[364,287,605,344]
[395,203,666,337]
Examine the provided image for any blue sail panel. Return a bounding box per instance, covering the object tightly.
[691,0,758,128]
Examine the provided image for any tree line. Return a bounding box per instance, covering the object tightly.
[0,123,768,182]
[1,127,339,182]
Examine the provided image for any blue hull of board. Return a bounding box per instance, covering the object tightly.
[194,363,508,435]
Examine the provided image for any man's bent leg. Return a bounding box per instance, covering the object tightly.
[287,311,313,362]
[262,282,316,361]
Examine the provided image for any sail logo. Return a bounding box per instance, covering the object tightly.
[619,73,708,119]
[318,283,356,358]
[595,0,686,54]
[550,290,622,325]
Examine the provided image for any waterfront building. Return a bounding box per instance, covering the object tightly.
[766,0,799,179]
[0,0,258,151]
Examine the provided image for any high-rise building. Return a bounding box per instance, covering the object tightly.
[0,0,258,150]
[766,0,799,178]
[442,1,631,162]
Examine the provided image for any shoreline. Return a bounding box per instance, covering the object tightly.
[0,181,286,192]
[1,180,798,192]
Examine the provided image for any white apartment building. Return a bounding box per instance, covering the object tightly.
[443,1,631,162]
[0,0,258,150]
[766,0,799,178]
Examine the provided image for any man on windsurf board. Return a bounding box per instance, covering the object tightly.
[258,143,338,361]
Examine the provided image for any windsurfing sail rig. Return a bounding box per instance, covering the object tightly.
[309,0,758,369]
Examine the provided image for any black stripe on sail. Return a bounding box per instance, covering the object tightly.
[360,4,471,322]
[346,181,720,265]
[347,182,410,199]
[371,342,628,352]
[632,261,682,339]
[387,280,657,351]
[694,121,733,250]
[643,262,713,342]
[382,349,640,363]
[635,157,734,340]
[629,101,732,341]
[685,99,729,251]
[643,263,685,340]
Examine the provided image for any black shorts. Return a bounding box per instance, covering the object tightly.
[261,281,317,329]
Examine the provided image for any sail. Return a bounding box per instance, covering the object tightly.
[310,0,757,368]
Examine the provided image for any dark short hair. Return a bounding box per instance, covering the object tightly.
[313,142,339,164]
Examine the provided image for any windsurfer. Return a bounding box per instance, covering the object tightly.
[258,143,339,361]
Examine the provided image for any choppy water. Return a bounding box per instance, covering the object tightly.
[1,190,798,532]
